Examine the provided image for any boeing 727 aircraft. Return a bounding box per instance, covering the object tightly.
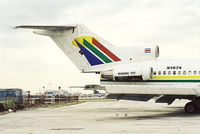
[15,24,200,113]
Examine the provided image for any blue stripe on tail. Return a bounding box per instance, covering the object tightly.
[75,40,104,66]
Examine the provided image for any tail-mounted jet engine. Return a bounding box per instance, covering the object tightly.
[101,66,153,82]
[118,45,159,62]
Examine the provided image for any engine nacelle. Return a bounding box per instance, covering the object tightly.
[117,45,159,62]
[101,66,153,82]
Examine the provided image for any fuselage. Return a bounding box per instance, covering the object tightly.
[101,59,200,85]
[100,59,200,96]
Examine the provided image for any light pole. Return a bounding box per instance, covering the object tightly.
[58,86,61,103]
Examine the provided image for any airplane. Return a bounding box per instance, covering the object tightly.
[69,85,106,98]
[15,24,200,113]
[69,84,106,91]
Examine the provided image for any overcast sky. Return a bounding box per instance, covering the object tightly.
[0,0,200,93]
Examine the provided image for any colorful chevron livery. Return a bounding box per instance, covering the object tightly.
[72,36,121,66]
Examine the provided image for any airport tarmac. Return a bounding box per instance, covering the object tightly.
[0,99,200,134]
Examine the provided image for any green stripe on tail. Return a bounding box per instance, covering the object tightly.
[83,39,112,63]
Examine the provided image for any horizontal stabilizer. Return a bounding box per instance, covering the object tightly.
[14,25,76,31]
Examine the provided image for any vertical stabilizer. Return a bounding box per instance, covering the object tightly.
[16,24,121,72]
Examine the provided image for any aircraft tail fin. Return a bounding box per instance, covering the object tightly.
[15,24,121,72]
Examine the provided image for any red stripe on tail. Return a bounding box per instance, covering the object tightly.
[92,38,121,62]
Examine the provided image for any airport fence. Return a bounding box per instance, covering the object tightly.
[23,95,79,106]
[0,88,79,112]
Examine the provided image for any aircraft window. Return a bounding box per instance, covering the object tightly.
[194,71,197,75]
[158,71,161,75]
[173,71,176,75]
[183,71,186,75]
[178,71,181,75]
[188,71,191,75]
[163,71,166,75]
[168,71,171,75]
[153,71,156,75]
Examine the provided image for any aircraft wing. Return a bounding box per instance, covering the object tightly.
[14,25,76,31]
[105,84,200,104]
[105,84,200,96]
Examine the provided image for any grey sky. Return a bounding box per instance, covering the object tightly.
[1,0,200,93]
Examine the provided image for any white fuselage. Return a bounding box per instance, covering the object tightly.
[101,59,200,96]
